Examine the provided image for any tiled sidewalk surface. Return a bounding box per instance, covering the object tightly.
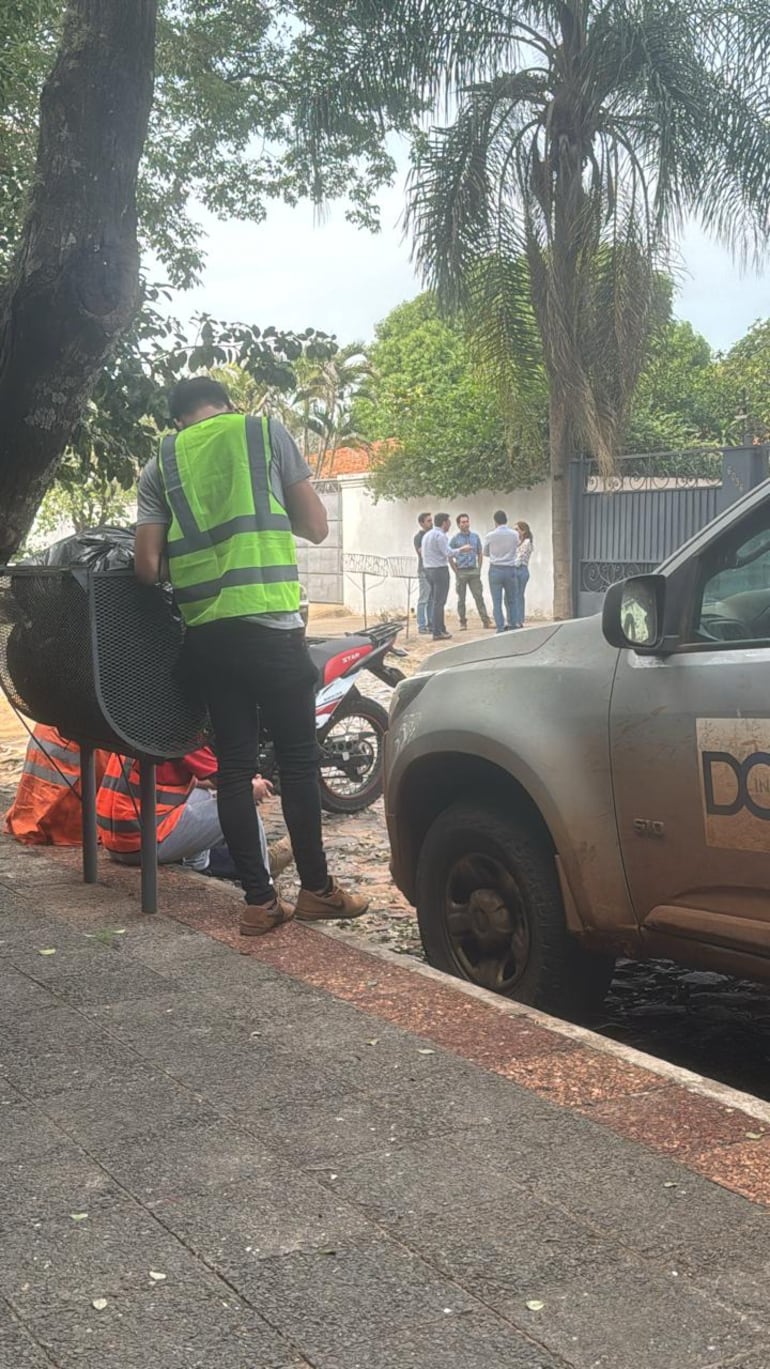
[0,837,769,1369]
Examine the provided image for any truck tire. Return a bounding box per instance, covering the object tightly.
[416,800,613,1019]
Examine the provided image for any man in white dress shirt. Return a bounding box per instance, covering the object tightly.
[421,513,471,640]
[483,510,520,633]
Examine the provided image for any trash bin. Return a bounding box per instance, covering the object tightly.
[0,566,209,911]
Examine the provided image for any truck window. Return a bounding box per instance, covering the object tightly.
[694,512,770,645]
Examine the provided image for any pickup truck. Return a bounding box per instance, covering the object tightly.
[385,478,770,1016]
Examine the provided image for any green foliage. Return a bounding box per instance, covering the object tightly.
[210,345,373,474]
[1,0,429,287]
[626,316,770,456]
[27,459,133,553]
[405,0,770,473]
[59,285,338,489]
[357,291,770,500]
[290,344,373,474]
[355,294,546,499]
[626,321,719,453]
[719,321,770,443]
[0,0,59,272]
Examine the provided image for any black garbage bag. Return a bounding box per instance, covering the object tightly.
[36,525,135,572]
[11,527,135,616]
[1,526,208,757]
[5,528,137,744]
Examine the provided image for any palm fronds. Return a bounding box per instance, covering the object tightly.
[400,0,770,476]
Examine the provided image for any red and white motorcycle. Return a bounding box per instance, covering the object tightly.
[259,622,407,814]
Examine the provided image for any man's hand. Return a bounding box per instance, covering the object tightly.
[252,775,274,804]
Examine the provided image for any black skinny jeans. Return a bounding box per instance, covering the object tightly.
[183,620,328,904]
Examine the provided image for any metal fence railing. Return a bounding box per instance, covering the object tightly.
[342,554,419,637]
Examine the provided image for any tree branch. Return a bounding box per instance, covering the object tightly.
[0,0,158,560]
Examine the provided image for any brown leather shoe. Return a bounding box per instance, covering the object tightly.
[240,897,294,937]
[295,881,369,922]
[268,837,294,878]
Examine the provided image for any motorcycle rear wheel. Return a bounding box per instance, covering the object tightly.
[319,694,389,814]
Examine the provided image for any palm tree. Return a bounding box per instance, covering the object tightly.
[291,344,374,475]
[312,0,770,616]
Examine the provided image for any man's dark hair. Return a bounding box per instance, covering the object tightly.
[434,512,450,527]
[493,509,508,525]
[417,511,431,527]
[456,513,469,524]
[169,376,232,422]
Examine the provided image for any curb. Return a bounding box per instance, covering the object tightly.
[317,922,770,1127]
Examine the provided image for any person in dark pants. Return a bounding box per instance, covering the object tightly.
[133,375,368,937]
[449,513,493,630]
[420,513,471,640]
[413,511,434,634]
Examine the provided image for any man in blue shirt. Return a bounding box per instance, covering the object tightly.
[449,514,493,630]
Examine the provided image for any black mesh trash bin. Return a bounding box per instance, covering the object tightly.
[0,565,209,911]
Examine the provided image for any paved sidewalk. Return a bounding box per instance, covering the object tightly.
[0,839,769,1369]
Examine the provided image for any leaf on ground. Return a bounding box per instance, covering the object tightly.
[745,1131,764,1140]
[526,1300,544,1311]
[417,1048,435,1055]
[90,929,125,946]
[91,1298,108,1311]
[69,1212,89,1222]
[38,948,56,956]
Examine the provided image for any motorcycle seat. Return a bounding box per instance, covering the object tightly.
[306,635,373,672]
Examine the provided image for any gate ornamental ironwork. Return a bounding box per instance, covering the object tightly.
[570,445,770,617]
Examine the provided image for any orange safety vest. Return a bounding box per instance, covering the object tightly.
[96,754,191,854]
[4,726,109,847]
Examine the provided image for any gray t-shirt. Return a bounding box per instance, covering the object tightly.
[136,417,311,630]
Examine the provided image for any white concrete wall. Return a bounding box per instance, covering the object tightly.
[339,478,554,620]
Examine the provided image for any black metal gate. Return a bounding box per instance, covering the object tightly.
[570,445,770,617]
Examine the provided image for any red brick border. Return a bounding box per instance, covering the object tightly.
[6,843,770,1209]
[168,907,770,1208]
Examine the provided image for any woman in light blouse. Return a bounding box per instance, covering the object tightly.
[512,521,533,628]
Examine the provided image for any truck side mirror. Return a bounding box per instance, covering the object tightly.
[602,574,667,653]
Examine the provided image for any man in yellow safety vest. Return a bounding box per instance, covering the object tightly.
[133,375,368,936]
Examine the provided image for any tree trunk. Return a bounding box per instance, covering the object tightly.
[0,0,157,560]
[550,392,574,620]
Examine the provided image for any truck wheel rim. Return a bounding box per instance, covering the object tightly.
[444,852,531,994]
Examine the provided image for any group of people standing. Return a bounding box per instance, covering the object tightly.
[414,510,533,638]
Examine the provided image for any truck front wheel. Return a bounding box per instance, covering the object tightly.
[416,801,613,1019]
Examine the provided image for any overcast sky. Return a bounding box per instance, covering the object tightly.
[167,174,768,354]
